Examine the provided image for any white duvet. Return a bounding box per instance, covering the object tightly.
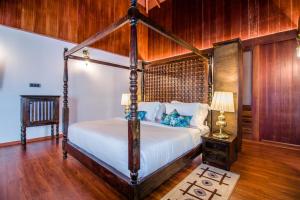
[68,118,209,178]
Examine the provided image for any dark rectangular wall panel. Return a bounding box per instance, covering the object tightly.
[252,39,300,145]
[213,39,243,149]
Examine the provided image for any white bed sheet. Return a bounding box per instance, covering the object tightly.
[68,118,209,178]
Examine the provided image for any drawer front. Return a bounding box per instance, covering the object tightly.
[203,151,227,163]
[205,140,228,152]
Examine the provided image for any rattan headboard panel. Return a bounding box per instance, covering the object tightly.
[143,56,210,103]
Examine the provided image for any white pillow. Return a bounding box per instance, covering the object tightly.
[138,102,160,122]
[156,103,166,121]
[168,101,210,127]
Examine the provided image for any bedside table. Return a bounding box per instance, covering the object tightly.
[201,133,237,170]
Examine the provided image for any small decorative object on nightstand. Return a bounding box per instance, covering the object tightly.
[121,93,131,115]
[210,91,235,139]
[201,133,237,170]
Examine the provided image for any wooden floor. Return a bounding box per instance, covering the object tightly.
[0,139,300,200]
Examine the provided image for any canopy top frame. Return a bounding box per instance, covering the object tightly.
[64,1,208,62]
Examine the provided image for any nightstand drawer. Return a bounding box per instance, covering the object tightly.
[205,141,228,152]
[203,151,227,163]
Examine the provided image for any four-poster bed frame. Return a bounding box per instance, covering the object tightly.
[62,1,212,199]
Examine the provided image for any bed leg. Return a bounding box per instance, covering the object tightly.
[56,123,59,140]
[51,125,54,138]
[63,133,68,159]
[63,148,68,159]
[62,108,69,160]
[62,47,69,160]
[21,125,26,149]
[129,183,139,200]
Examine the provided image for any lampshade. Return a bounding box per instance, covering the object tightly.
[210,91,235,112]
[121,93,131,106]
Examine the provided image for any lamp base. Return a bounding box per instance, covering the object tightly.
[212,132,229,139]
[213,111,229,139]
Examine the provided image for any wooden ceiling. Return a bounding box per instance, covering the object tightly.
[0,0,149,59]
[147,0,300,60]
[1,0,299,61]
[137,0,166,13]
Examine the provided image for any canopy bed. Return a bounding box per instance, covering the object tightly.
[62,1,213,199]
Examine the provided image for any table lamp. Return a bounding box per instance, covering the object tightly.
[210,91,235,139]
[121,93,131,115]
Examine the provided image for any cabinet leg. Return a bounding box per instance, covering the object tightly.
[21,125,26,148]
[56,124,59,140]
[63,141,68,159]
[51,125,54,138]
[226,165,230,171]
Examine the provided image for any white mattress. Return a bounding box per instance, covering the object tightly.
[68,118,209,178]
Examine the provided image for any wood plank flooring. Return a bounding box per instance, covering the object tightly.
[0,139,299,200]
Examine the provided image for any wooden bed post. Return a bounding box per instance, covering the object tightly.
[62,48,69,159]
[141,61,145,102]
[128,0,140,185]
[208,55,213,133]
[208,55,213,104]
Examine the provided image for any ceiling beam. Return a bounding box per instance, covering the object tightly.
[154,0,160,8]
[146,0,149,13]
[65,15,129,57]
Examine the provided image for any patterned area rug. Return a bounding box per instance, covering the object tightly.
[161,164,240,200]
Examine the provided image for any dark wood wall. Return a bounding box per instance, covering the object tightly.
[252,38,300,145]
[148,0,300,60]
[0,0,148,58]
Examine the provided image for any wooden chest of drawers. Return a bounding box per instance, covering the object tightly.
[201,133,237,170]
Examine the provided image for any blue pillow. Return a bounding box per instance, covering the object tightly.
[160,109,180,125]
[161,109,192,127]
[170,115,192,127]
[125,111,147,120]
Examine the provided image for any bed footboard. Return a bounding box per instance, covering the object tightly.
[66,141,202,200]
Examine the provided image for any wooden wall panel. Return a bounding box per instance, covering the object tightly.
[252,39,300,145]
[0,0,148,59]
[148,0,300,60]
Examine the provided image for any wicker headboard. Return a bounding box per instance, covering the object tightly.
[143,55,211,104]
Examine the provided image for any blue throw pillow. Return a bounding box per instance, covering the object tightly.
[161,109,192,127]
[125,111,147,120]
[170,115,192,127]
[160,109,180,125]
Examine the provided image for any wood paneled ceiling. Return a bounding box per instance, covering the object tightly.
[0,0,148,59]
[147,0,300,60]
[138,0,166,13]
[1,0,299,61]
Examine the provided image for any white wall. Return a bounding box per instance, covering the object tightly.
[0,25,130,143]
